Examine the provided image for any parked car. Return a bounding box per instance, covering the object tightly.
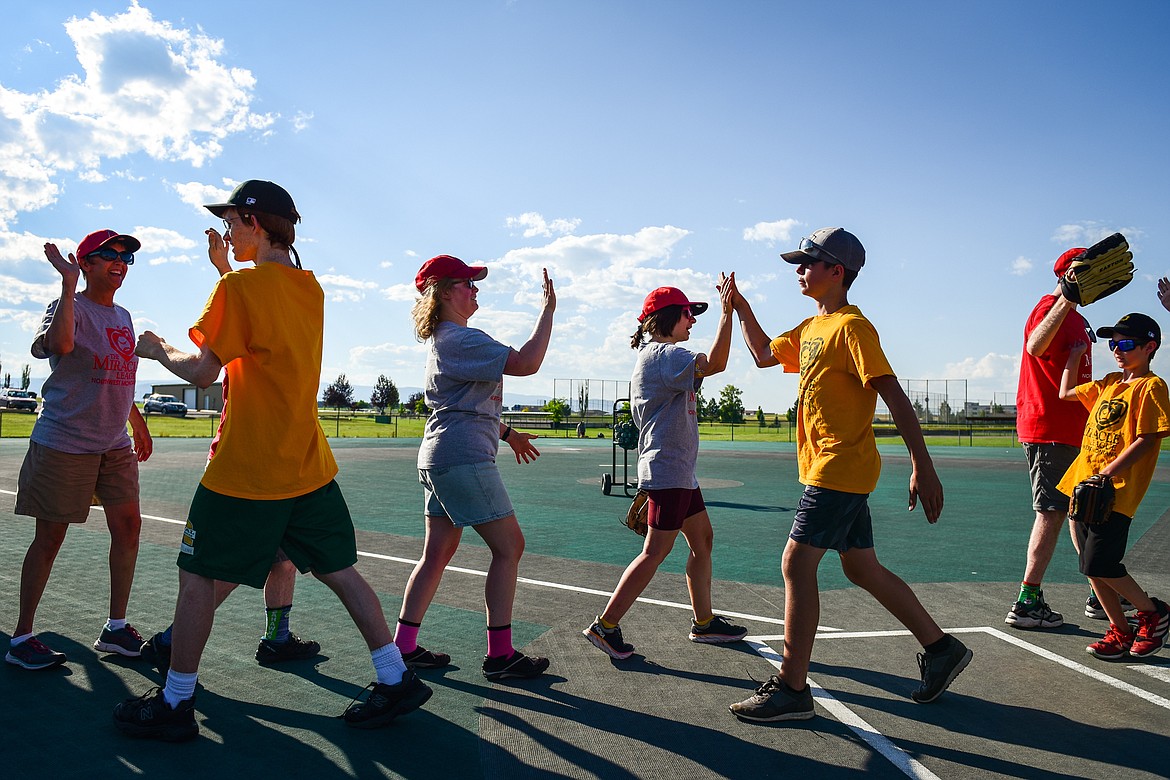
[0,389,38,412]
[142,393,188,416]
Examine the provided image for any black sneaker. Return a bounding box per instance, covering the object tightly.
[911,636,972,703]
[342,671,432,729]
[402,645,452,669]
[94,624,145,657]
[482,650,550,681]
[689,615,749,644]
[255,634,321,665]
[728,675,815,722]
[139,632,172,674]
[113,687,198,742]
[1086,593,1137,620]
[1005,591,1064,629]
[583,618,635,660]
[4,635,67,670]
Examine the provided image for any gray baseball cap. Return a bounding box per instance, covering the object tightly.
[781,227,865,272]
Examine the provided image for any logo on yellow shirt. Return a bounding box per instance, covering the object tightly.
[1094,400,1127,429]
[799,338,824,373]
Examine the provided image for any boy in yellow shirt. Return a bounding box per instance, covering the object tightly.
[726,227,969,722]
[1057,312,1170,659]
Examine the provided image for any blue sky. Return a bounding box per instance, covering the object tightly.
[2,1,1169,412]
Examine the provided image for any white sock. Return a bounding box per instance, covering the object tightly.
[372,643,406,686]
[11,632,33,647]
[106,618,127,631]
[163,670,198,708]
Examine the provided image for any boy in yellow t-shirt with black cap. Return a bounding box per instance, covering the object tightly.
[1057,312,1170,660]
[725,227,969,723]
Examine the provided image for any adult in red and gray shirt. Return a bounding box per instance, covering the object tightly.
[1007,247,1092,630]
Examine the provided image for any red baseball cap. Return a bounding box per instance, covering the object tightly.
[1054,247,1087,277]
[414,254,488,293]
[77,229,141,259]
[638,287,708,322]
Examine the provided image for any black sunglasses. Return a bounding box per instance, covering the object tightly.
[86,248,135,265]
[798,236,841,265]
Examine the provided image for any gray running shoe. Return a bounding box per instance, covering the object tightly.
[729,675,814,722]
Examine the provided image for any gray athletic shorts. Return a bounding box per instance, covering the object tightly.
[1023,443,1079,512]
[419,461,515,528]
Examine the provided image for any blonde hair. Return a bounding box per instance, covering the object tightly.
[412,277,457,341]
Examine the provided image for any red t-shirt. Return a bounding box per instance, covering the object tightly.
[1015,295,1092,445]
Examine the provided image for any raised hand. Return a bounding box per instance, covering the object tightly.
[206,228,232,275]
[541,268,556,312]
[43,243,80,287]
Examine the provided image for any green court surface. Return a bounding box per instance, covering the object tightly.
[2,437,1170,778]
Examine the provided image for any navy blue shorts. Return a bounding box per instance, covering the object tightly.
[789,485,874,552]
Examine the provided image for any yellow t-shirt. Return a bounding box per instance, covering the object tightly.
[1057,372,1170,518]
[770,305,893,494]
[190,262,338,500]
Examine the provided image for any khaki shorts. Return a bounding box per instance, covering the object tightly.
[15,441,140,523]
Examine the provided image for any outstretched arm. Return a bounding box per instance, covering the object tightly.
[871,375,943,523]
[730,282,779,368]
[1026,288,1079,357]
[505,269,556,376]
[41,243,81,356]
[135,331,223,389]
[696,272,735,377]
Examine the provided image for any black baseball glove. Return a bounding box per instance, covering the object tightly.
[1069,474,1115,525]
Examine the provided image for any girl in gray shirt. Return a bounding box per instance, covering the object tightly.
[584,278,749,660]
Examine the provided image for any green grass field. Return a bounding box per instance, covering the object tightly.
[0,406,1029,446]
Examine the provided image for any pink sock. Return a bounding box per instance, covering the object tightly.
[486,625,513,658]
[394,621,420,654]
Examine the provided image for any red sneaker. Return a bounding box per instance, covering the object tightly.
[1131,598,1170,658]
[1087,624,1134,659]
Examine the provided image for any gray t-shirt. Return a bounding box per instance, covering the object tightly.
[631,341,702,490]
[417,321,512,469]
[30,293,136,454]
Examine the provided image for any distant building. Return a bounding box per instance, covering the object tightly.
[150,382,223,412]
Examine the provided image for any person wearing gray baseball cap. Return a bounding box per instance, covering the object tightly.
[725,227,969,723]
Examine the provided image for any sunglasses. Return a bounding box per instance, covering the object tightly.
[798,236,841,265]
[461,279,477,290]
[86,248,135,265]
[222,216,250,233]
[1109,338,1144,352]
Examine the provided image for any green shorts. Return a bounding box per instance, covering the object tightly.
[177,480,358,588]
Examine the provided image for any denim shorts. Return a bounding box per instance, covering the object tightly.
[1023,442,1079,512]
[419,461,515,528]
[789,485,874,552]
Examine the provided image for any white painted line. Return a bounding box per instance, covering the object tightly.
[743,638,942,780]
[0,490,829,631]
[752,625,1170,712]
[1128,664,1170,685]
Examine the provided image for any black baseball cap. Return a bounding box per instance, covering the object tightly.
[1097,313,1161,345]
[781,227,865,272]
[205,180,300,223]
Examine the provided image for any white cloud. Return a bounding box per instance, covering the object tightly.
[318,273,377,303]
[743,218,800,245]
[505,212,581,238]
[172,178,237,213]
[131,225,197,252]
[292,110,313,131]
[1011,256,1033,276]
[0,274,57,306]
[1052,222,1142,248]
[147,253,193,266]
[0,3,273,228]
[381,282,418,302]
